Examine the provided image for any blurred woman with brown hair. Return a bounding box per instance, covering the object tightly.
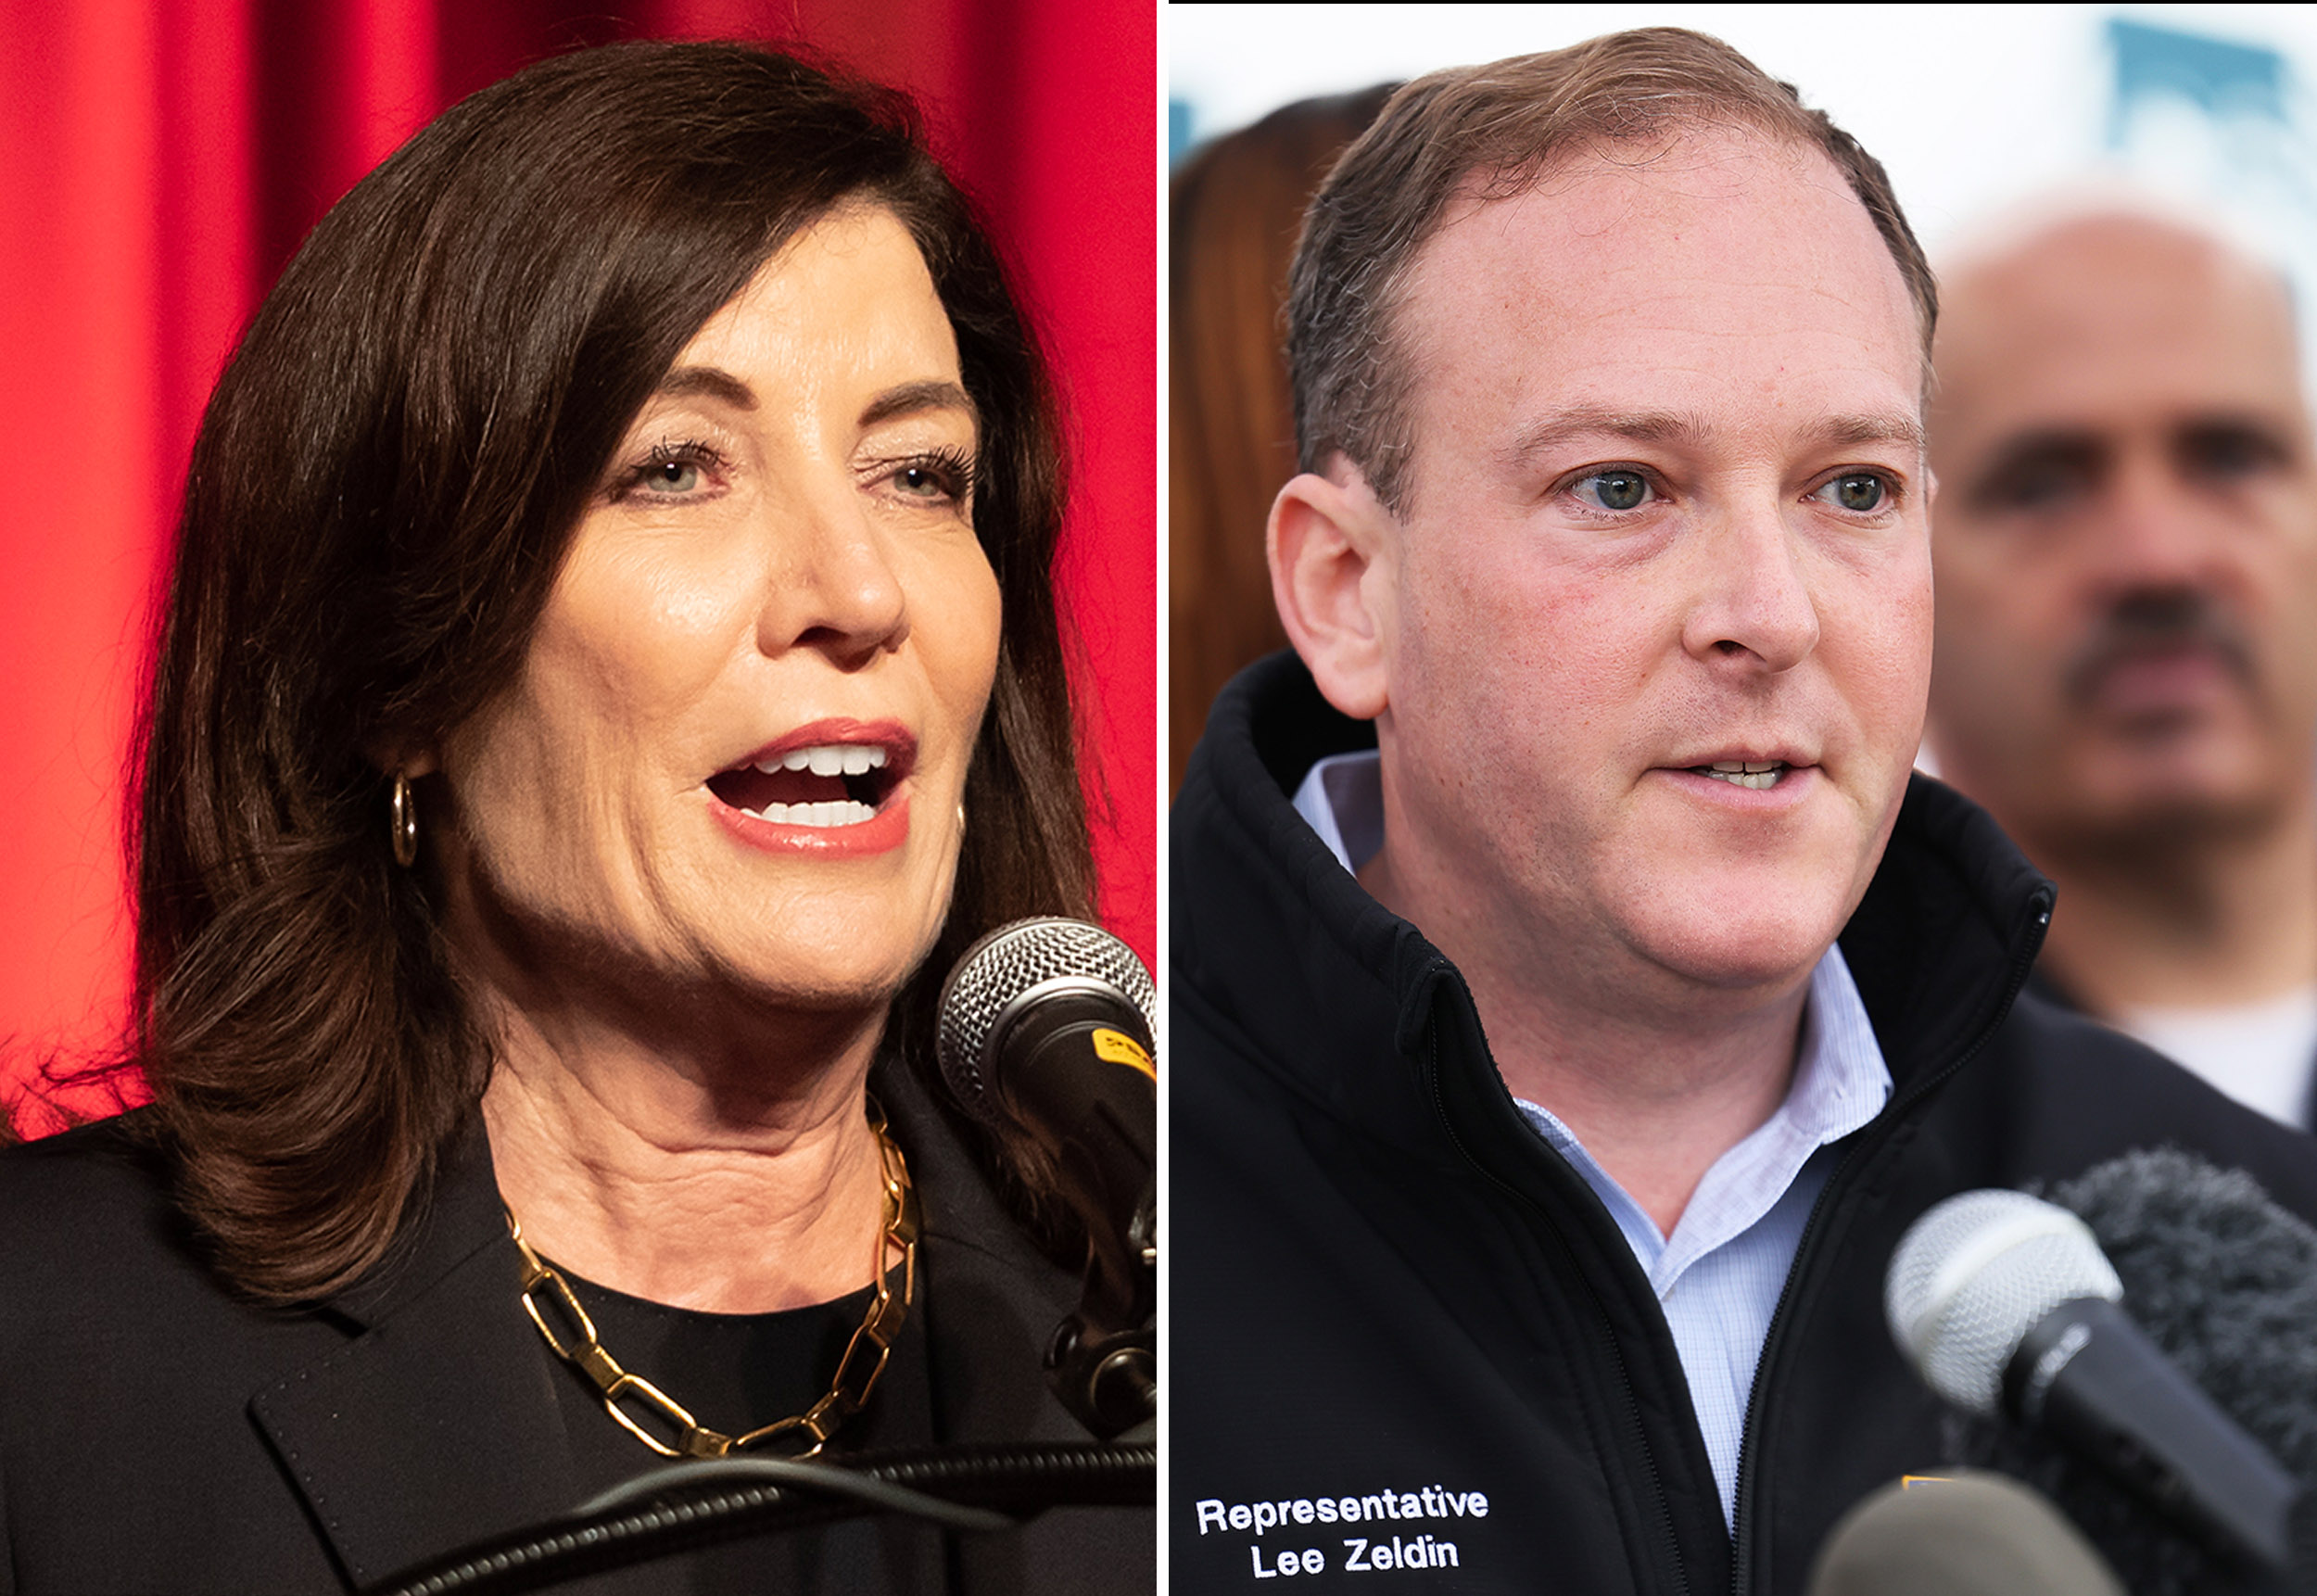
[1169,84,1396,791]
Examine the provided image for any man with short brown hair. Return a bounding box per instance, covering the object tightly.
[1171,29,2317,1593]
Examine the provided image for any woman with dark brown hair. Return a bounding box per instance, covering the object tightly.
[1168,84,1396,793]
[0,41,1146,1595]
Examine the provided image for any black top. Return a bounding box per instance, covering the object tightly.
[1171,650,2317,1596]
[547,1274,929,1489]
[0,1057,1151,1594]
[541,1272,944,1591]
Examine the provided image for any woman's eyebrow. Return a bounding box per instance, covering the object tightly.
[653,365,758,410]
[862,379,978,430]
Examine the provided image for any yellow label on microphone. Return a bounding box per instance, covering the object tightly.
[1092,1027,1154,1078]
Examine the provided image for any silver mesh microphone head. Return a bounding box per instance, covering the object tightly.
[935,917,1156,1124]
[1885,1189,2123,1417]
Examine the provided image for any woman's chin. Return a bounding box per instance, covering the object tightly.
[709,918,947,1017]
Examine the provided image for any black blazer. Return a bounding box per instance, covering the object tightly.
[0,1062,1150,1593]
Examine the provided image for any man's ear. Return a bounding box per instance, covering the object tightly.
[1268,466,1397,721]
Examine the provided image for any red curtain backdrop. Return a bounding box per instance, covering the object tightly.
[0,0,1157,1117]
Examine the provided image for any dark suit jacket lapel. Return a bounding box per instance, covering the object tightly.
[248,1121,582,1590]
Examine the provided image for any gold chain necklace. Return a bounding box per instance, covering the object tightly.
[506,1097,919,1460]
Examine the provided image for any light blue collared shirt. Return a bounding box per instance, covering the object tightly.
[1291,750,1892,1527]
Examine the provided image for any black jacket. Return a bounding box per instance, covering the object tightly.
[1171,652,2317,1596]
[2023,968,2317,1131]
[0,1059,1150,1594]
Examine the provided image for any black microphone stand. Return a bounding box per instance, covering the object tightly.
[1045,1156,1155,1439]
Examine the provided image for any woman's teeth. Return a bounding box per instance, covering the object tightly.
[715,741,894,824]
[755,743,888,778]
[1697,760,1786,790]
[743,798,878,827]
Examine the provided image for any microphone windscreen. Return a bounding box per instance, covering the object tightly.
[2056,1149,2317,1473]
[1808,1472,2125,1596]
[1946,1148,2317,1596]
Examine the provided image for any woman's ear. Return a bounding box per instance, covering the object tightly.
[365,739,441,779]
[1267,464,1398,722]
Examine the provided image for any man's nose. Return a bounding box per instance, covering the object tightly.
[1681,497,1821,674]
[2084,450,2228,594]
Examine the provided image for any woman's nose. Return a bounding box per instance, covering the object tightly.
[756,484,911,665]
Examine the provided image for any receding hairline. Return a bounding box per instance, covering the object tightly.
[1352,122,1933,499]
[1304,121,1933,501]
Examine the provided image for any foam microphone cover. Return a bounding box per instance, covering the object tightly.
[1808,1471,2126,1596]
[1947,1148,2317,1596]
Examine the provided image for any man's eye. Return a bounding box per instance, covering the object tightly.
[1997,466,2077,509]
[2180,424,2285,483]
[1813,473,1889,513]
[1574,469,1652,512]
[1972,450,2097,513]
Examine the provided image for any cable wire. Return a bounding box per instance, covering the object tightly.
[368,1439,1154,1596]
[573,1454,1015,1529]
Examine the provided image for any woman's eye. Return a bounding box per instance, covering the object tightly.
[894,463,952,499]
[614,441,722,501]
[1815,473,1890,513]
[1574,469,1652,512]
[881,451,972,506]
[646,458,702,494]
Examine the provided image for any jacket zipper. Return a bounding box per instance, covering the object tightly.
[1726,889,2054,1596]
[1420,1002,1694,1596]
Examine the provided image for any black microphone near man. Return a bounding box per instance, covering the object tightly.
[1810,1149,2317,1595]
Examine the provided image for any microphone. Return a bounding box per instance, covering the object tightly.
[1807,1471,2126,1596]
[936,916,1156,1228]
[1886,1185,2300,1580]
[936,917,1156,1438]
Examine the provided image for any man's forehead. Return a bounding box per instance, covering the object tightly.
[1388,130,1924,467]
[1935,213,2303,434]
[1414,130,1846,278]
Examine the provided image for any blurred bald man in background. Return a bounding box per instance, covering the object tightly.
[1927,208,2317,1128]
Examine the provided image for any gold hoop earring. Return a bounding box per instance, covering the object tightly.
[390,772,420,868]
[956,801,967,840]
